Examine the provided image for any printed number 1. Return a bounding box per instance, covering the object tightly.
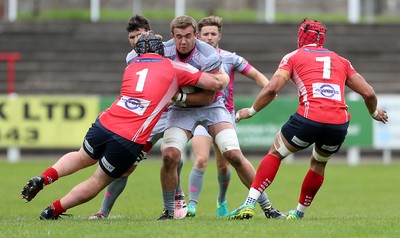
[315,56,331,79]
[135,68,148,92]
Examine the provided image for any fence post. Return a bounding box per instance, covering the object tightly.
[6,93,20,163]
[347,146,361,166]
[382,149,392,165]
[175,0,185,17]
[348,0,361,23]
[133,0,142,14]
[90,0,100,22]
[7,0,17,22]
[265,0,276,23]
[0,52,22,162]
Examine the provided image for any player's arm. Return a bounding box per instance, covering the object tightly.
[346,73,388,123]
[176,68,228,106]
[172,89,216,106]
[243,67,269,88]
[235,69,289,122]
[195,68,229,91]
[181,50,229,105]
[185,90,216,106]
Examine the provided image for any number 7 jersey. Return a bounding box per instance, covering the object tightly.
[278,44,357,124]
[99,53,202,144]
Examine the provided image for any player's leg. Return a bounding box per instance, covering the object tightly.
[149,112,188,216]
[42,165,115,220]
[89,115,165,219]
[21,146,98,203]
[89,142,153,219]
[287,149,328,220]
[288,121,348,219]
[22,121,105,202]
[175,158,184,195]
[228,112,318,220]
[89,165,137,219]
[39,134,142,220]
[214,142,231,217]
[210,122,285,219]
[159,127,191,220]
[226,128,298,220]
[187,125,213,217]
[174,157,188,219]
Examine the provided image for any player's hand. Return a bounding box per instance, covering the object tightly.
[172,91,180,101]
[235,108,252,123]
[373,108,389,124]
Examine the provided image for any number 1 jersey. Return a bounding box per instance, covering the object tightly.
[99,53,202,144]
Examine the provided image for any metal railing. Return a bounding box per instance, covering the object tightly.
[2,0,395,24]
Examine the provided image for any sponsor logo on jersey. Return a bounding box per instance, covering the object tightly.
[312,83,341,101]
[136,58,162,63]
[321,144,339,152]
[84,139,93,154]
[101,156,115,173]
[291,135,310,147]
[117,96,150,116]
[304,48,332,53]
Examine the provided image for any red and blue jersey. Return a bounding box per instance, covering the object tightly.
[278,44,357,124]
[99,53,202,143]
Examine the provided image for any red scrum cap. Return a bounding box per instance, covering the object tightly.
[297,19,327,48]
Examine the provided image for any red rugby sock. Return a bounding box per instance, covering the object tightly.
[299,169,324,206]
[42,167,59,185]
[50,199,66,216]
[251,154,281,193]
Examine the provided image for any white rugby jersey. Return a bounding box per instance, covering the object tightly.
[163,39,221,73]
[126,39,221,72]
[219,48,252,113]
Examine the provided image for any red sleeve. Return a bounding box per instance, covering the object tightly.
[171,60,203,87]
[341,56,358,78]
[278,50,298,75]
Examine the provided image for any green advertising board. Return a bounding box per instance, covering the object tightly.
[234,96,296,148]
[344,99,373,147]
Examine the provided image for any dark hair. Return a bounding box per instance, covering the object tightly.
[126,15,151,33]
[135,32,164,56]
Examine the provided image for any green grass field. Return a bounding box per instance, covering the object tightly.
[0,158,399,238]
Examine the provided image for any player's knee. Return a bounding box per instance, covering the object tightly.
[223,150,243,167]
[163,147,180,163]
[273,131,293,158]
[122,164,137,176]
[162,127,188,153]
[194,155,208,169]
[312,147,332,162]
[215,129,240,154]
[217,164,231,175]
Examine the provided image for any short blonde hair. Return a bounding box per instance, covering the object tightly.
[170,15,197,33]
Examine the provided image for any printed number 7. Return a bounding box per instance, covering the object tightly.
[135,68,148,92]
[315,56,331,79]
